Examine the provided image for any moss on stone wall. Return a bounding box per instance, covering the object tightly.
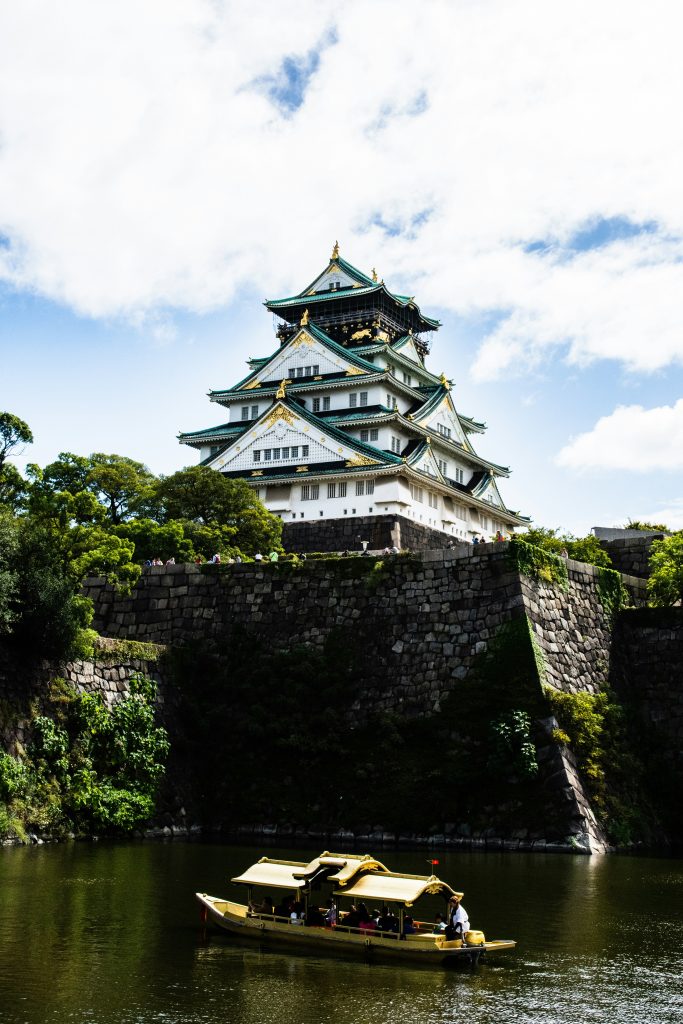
[93,638,166,663]
[508,537,569,589]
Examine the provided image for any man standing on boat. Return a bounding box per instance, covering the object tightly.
[445,896,470,941]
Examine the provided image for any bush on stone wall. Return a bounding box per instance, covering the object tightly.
[0,675,169,840]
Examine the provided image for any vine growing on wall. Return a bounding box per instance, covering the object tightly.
[508,537,569,589]
[0,675,169,841]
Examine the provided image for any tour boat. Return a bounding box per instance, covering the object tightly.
[196,851,516,966]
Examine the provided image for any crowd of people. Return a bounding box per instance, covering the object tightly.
[248,893,470,940]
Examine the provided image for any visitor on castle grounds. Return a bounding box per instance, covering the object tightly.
[144,558,152,567]
[165,557,175,565]
[210,553,221,564]
[472,536,480,545]
[383,546,391,555]
[194,556,201,564]
[235,554,242,563]
[390,544,399,555]
[495,530,504,542]
[269,550,279,562]
[560,547,569,558]
[152,556,163,565]
[254,551,263,562]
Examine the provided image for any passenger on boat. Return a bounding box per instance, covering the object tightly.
[305,905,325,926]
[343,905,360,928]
[290,901,304,925]
[360,910,379,932]
[274,897,291,919]
[445,896,470,940]
[402,915,416,935]
[379,907,399,933]
[251,894,274,915]
[433,913,446,933]
[324,899,337,926]
[357,903,370,925]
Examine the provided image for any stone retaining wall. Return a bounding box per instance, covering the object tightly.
[281,513,455,554]
[600,535,664,579]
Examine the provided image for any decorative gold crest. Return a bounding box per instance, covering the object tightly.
[331,240,339,260]
[345,454,379,467]
[345,366,365,376]
[439,372,452,390]
[251,470,263,477]
[300,308,309,326]
[263,404,297,429]
[350,328,371,341]
[275,378,292,399]
[296,465,308,472]
[242,377,261,390]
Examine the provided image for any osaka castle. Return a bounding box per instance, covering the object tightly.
[179,244,529,542]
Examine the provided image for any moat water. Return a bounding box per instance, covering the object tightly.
[0,841,681,1024]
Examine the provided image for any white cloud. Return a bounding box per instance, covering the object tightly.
[1,0,683,379]
[556,398,683,471]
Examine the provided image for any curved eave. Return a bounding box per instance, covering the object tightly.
[210,369,428,406]
[402,464,528,525]
[459,415,486,435]
[265,282,441,330]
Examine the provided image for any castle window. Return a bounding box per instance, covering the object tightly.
[313,398,320,412]
[210,445,219,455]
[302,445,309,457]
[438,459,448,475]
[282,447,290,459]
[288,367,295,378]
[437,423,452,439]
[312,365,319,375]
[339,482,347,497]
[272,448,280,460]
[454,468,464,484]
[428,491,438,509]
[366,480,374,495]
[360,429,369,442]
[391,436,401,454]
[349,394,357,408]
[253,450,261,462]
[410,483,423,502]
[251,405,258,419]
[370,428,379,441]
[359,392,368,406]
[241,406,250,421]
[311,484,319,500]
[323,397,330,410]
[304,366,312,376]
[291,446,299,458]
[328,483,336,498]
[301,485,310,500]
[356,481,365,496]
[402,372,411,385]
[296,367,304,377]
[264,449,271,461]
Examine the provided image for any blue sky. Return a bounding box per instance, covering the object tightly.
[2,1,683,534]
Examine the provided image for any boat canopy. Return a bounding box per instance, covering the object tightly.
[231,852,390,891]
[333,871,463,907]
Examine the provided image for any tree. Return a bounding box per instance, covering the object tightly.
[156,466,283,555]
[0,509,18,634]
[85,454,158,524]
[0,412,33,470]
[624,519,669,533]
[520,526,612,568]
[647,533,683,607]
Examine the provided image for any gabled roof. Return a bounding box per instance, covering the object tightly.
[209,321,380,398]
[299,254,377,295]
[334,870,462,906]
[200,395,405,473]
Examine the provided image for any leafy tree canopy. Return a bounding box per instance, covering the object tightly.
[624,519,669,533]
[520,526,613,568]
[0,412,33,469]
[647,532,683,607]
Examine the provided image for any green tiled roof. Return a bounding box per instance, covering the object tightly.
[265,281,441,329]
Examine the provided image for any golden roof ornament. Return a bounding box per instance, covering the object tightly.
[371,267,378,282]
[300,308,309,326]
[439,372,451,390]
[276,378,291,399]
[331,240,339,260]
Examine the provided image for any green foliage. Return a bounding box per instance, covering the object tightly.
[624,519,669,532]
[488,710,538,778]
[94,638,165,663]
[85,453,159,524]
[647,532,683,607]
[156,467,282,557]
[520,526,613,569]
[508,536,569,588]
[0,676,169,840]
[0,509,18,634]
[113,518,196,564]
[543,685,655,844]
[0,411,33,469]
[596,566,629,621]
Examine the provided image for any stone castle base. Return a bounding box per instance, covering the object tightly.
[281,513,457,553]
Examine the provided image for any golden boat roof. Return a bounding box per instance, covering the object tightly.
[231,852,389,890]
[333,870,463,907]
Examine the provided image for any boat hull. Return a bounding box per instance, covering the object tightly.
[196,893,516,966]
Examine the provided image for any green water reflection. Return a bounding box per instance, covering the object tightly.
[0,842,681,1023]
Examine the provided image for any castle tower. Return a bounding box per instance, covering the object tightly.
[179,245,529,542]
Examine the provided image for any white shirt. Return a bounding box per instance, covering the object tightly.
[451,904,470,934]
